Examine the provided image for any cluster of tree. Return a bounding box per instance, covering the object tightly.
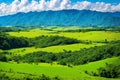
[60,43,120,65]
[57,28,107,32]
[31,35,80,48]
[88,63,120,78]
[0,33,80,50]
[0,27,23,32]
[0,53,7,62]
[11,52,54,63]
[0,33,31,50]
[10,42,120,65]
[107,27,120,32]
[97,64,120,78]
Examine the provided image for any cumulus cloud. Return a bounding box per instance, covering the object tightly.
[0,0,120,16]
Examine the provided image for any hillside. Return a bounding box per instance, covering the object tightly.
[0,10,120,27]
[0,57,119,80]
[0,28,120,80]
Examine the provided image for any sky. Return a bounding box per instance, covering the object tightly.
[0,0,120,16]
[0,0,120,4]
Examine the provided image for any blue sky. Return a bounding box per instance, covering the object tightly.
[0,0,120,4]
[0,0,120,16]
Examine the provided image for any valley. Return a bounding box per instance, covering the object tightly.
[0,27,120,80]
[0,0,120,80]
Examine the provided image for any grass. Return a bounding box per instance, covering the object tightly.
[8,29,55,38]
[6,43,104,55]
[8,29,120,42]
[0,57,119,80]
[77,57,120,74]
[2,28,120,80]
[0,49,3,52]
[49,26,81,31]
[57,31,120,41]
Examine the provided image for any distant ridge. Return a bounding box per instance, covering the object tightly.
[0,9,120,27]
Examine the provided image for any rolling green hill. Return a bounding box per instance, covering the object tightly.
[6,43,104,55]
[8,30,120,42]
[0,57,119,80]
[0,28,120,80]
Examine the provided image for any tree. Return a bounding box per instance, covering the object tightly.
[97,64,120,78]
[40,74,51,80]
[1,41,10,50]
[0,53,7,62]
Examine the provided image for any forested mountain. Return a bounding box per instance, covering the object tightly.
[0,10,120,27]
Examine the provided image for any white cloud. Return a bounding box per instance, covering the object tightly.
[60,0,70,9]
[0,0,120,16]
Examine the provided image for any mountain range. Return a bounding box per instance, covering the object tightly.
[0,9,120,27]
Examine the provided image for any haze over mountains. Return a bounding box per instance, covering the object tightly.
[0,9,120,27]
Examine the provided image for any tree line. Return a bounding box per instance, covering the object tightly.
[2,41,119,66]
[0,33,30,50]
[31,35,80,48]
[0,33,80,50]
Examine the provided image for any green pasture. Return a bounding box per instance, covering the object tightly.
[8,29,120,42]
[1,28,120,80]
[8,29,54,38]
[6,43,104,55]
[77,57,120,74]
[58,31,120,41]
[0,57,119,80]
[0,49,3,52]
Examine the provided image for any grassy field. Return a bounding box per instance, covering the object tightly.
[58,31,120,41]
[6,43,104,55]
[0,57,119,80]
[1,28,120,80]
[8,29,120,41]
[8,29,54,38]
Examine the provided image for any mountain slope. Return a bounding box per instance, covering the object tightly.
[0,10,120,27]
